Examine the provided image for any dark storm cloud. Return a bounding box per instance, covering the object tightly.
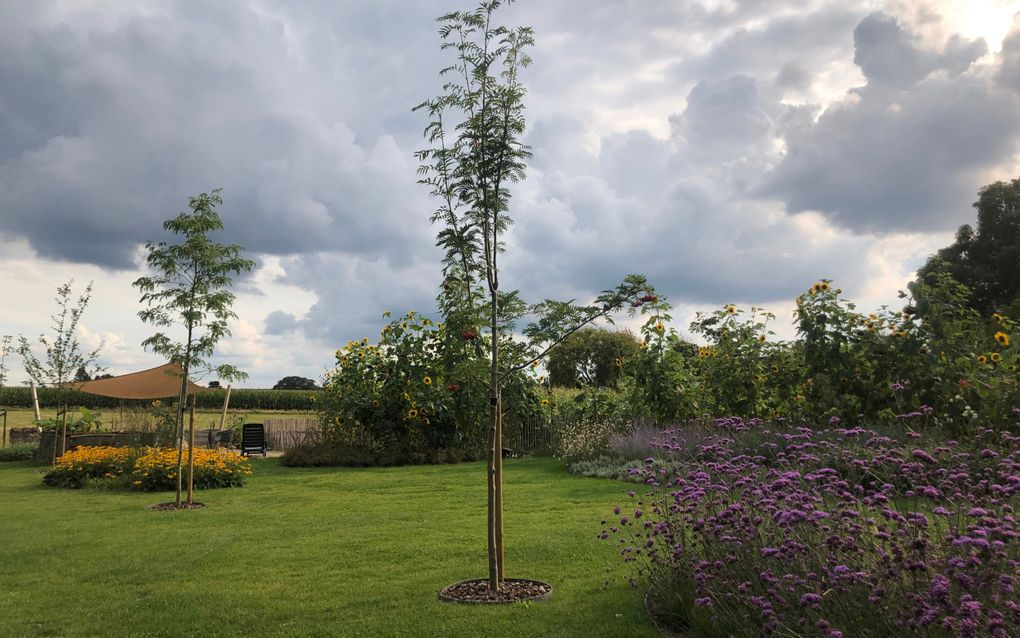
[0,0,440,269]
[759,12,1020,234]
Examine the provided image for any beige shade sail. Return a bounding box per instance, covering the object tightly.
[64,362,208,399]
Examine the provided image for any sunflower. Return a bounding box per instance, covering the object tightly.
[994,331,1010,347]
[990,352,1002,362]
[371,399,380,407]
[655,322,665,332]
[724,304,737,315]
[541,399,550,406]
[818,281,830,292]
[615,357,623,368]
[977,355,988,364]
[758,334,766,343]
[992,312,1004,323]
[403,391,412,402]
[423,376,433,385]
[408,408,418,418]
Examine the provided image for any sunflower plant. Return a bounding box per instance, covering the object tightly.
[316,311,540,463]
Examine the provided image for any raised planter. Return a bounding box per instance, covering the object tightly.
[37,430,163,461]
[9,427,41,445]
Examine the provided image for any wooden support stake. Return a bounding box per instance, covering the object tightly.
[31,381,40,420]
[218,384,232,432]
[187,394,196,505]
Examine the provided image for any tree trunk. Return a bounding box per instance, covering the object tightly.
[495,394,504,583]
[175,383,186,506]
[487,280,503,590]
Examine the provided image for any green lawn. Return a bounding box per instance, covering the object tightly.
[0,457,656,637]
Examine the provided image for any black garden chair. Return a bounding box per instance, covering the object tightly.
[240,423,268,457]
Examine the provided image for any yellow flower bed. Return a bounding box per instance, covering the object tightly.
[133,447,252,491]
[43,446,251,491]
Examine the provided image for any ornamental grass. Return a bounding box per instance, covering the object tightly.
[43,446,251,491]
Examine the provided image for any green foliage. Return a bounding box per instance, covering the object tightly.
[272,376,318,390]
[690,305,780,417]
[619,297,702,421]
[35,407,102,433]
[546,327,640,388]
[314,311,540,464]
[0,444,37,462]
[920,176,1020,316]
[609,272,1018,428]
[17,281,104,404]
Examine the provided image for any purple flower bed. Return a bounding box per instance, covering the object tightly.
[603,417,1020,637]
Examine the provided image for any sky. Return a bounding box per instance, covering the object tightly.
[2,0,1019,388]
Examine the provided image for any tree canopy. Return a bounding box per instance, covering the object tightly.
[273,376,319,390]
[919,177,1020,316]
[546,327,640,388]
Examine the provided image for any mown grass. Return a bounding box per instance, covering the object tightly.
[0,457,656,637]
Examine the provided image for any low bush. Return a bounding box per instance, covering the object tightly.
[43,446,251,490]
[0,444,38,462]
[280,432,483,467]
[604,416,1020,638]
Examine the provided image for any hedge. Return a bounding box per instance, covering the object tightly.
[0,387,319,411]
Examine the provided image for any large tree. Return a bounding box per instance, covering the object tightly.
[273,376,319,390]
[919,177,1020,316]
[546,327,640,388]
[18,281,104,462]
[415,0,656,593]
[133,190,254,507]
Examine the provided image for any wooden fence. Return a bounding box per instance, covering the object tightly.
[504,414,555,456]
[263,417,319,450]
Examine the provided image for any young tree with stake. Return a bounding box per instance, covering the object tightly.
[18,281,104,462]
[416,1,658,596]
[133,190,254,507]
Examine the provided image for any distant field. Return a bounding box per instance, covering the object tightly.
[0,408,316,447]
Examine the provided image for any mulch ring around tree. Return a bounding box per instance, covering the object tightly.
[438,578,552,604]
[147,502,206,511]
